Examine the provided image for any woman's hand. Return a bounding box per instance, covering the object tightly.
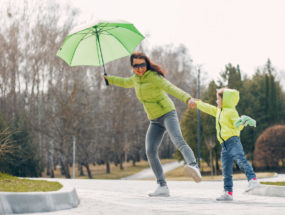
[188,98,197,109]
[102,75,108,80]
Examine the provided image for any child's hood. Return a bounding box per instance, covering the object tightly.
[222,89,239,108]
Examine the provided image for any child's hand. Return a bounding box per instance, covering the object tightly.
[188,98,197,109]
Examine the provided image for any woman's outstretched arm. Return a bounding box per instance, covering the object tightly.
[104,75,134,88]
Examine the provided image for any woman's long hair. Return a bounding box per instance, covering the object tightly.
[130,52,167,76]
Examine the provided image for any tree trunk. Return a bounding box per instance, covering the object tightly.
[84,163,93,179]
[215,148,220,172]
[64,161,71,178]
[120,153,124,170]
[210,150,213,176]
[214,152,217,176]
[106,162,110,174]
[79,163,84,176]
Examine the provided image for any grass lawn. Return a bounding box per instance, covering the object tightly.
[0,172,62,192]
[261,181,285,186]
[41,159,276,181]
[165,165,276,181]
[41,159,175,180]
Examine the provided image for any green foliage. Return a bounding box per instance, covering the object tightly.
[178,81,220,167]
[261,181,285,186]
[238,60,285,160]
[178,108,198,161]
[219,63,242,90]
[0,115,42,177]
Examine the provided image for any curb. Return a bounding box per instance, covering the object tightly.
[0,187,80,214]
[248,184,285,197]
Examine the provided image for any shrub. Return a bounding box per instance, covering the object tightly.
[253,125,285,170]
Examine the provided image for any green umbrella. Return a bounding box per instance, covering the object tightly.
[56,20,145,85]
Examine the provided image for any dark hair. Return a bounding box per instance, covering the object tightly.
[130,52,167,77]
[217,88,227,98]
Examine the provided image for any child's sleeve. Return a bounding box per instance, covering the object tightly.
[230,110,244,131]
[108,75,134,88]
[195,100,217,117]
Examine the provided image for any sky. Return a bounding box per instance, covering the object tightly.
[2,0,284,178]
[62,0,285,85]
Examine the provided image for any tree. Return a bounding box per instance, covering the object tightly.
[0,115,41,177]
[0,114,14,158]
[219,63,242,90]
[238,60,285,161]
[205,136,216,176]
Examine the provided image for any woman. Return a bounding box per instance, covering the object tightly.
[103,52,201,197]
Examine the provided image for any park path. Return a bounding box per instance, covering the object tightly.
[19,174,285,215]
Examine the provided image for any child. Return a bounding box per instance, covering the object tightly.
[188,88,259,201]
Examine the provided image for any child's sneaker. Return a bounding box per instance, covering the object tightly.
[184,164,202,183]
[148,185,170,197]
[245,178,260,192]
[216,191,233,201]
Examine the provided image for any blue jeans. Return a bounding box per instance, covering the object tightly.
[145,110,197,186]
[221,136,256,192]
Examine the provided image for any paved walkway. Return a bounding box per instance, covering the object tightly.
[19,174,285,215]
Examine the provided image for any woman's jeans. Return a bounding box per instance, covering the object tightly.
[145,110,197,186]
[221,136,256,192]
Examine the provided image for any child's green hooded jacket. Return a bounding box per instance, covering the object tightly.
[196,89,243,144]
[108,70,191,120]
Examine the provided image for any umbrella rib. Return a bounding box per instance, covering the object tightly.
[97,26,118,33]
[72,28,93,36]
[101,25,144,54]
[72,29,115,42]
[70,30,94,65]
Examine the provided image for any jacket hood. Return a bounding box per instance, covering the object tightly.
[222,89,239,108]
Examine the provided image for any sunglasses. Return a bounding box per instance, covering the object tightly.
[133,63,146,68]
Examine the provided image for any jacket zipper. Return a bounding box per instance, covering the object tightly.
[218,108,226,147]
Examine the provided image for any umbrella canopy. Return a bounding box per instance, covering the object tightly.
[56,20,145,67]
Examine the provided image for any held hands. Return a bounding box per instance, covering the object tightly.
[188,98,197,109]
[234,115,256,128]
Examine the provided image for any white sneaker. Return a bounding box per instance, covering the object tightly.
[245,178,260,192]
[184,165,202,183]
[216,191,233,201]
[148,185,170,197]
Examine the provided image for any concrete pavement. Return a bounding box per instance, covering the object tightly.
[16,174,285,215]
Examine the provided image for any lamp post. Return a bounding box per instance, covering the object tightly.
[197,67,201,168]
[72,136,76,179]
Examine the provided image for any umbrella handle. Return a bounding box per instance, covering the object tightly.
[105,78,109,86]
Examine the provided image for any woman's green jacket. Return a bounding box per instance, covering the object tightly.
[108,70,191,120]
